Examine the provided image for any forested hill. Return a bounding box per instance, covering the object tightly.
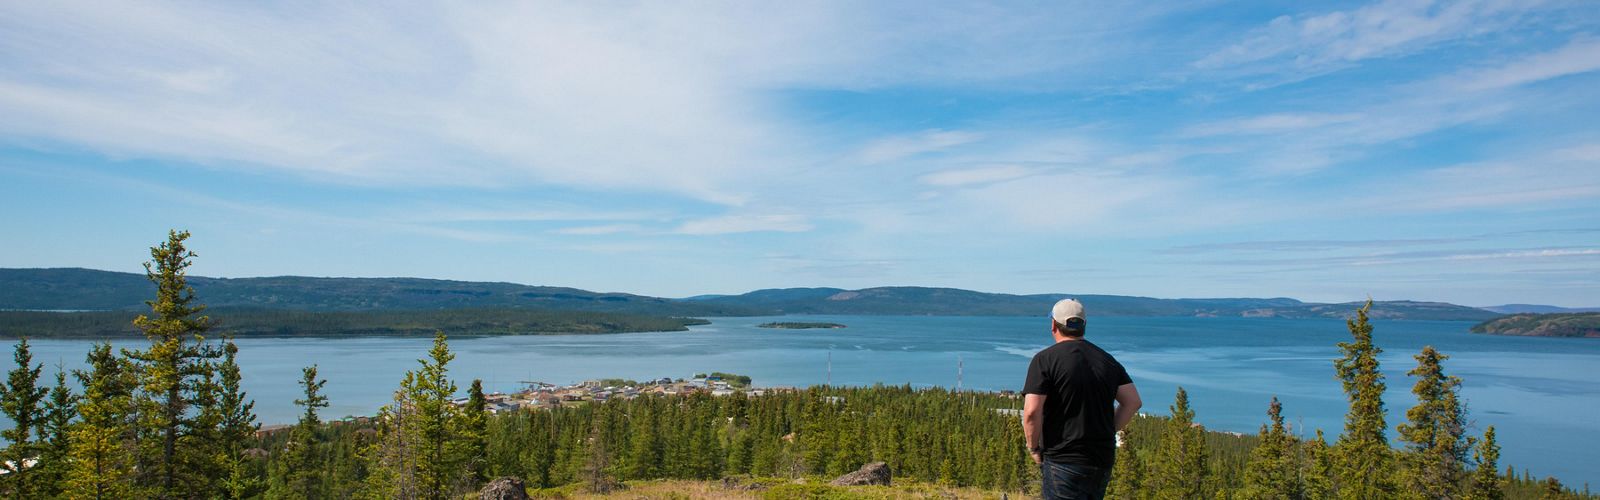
[0,267,761,316]
[0,308,709,338]
[3,268,1501,320]
[694,286,1502,321]
[1471,312,1600,338]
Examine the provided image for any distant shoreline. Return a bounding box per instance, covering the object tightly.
[758,321,846,329]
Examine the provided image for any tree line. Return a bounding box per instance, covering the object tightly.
[0,306,707,338]
[0,231,1593,499]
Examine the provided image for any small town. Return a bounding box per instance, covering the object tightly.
[461,372,774,415]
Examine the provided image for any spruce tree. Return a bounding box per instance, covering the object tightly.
[0,337,47,497]
[1398,346,1469,499]
[1242,397,1300,499]
[460,379,489,487]
[1332,300,1393,499]
[365,332,461,500]
[65,342,136,499]
[36,366,78,496]
[216,339,260,499]
[1147,387,1208,499]
[1465,426,1504,500]
[1304,430,1334,500]
[1106,434,1143,500]
[124,229,225,497]
[276,365,329,499]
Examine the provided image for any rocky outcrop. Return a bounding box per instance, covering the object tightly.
[830,462,892,486]
[478,477,530,500]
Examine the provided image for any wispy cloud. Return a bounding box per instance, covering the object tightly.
[1195,0,1539,81]
[919,164,1031,187]
[1182,113,1363,137]
[855,130,981,164]
[551,224,644,236]
[673,214,812,235]
[1449,38,1600,92]
[1163,238,1469,255]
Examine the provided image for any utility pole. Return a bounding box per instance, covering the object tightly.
[826,349,832,386]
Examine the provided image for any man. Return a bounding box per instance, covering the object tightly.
[1022,298,1142,499]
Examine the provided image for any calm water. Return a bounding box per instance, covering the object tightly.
[7,315,1598,486]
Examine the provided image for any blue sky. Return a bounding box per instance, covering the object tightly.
[2,1,1598,306]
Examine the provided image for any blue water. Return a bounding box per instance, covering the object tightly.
[6,315,1597,486]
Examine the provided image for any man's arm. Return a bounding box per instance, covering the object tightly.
[1023,394,1046,464]
[1114,383,1141,431]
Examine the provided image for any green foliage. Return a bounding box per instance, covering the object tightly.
[364,331,471,499]
[0,336,47,497]
[65,341,137,498]
[1105,432,1143,499]
[123,229,231,497]
[35,366,77,497]
[1466,426,1505,500]
[271,364,329,499]
[1147,386,1209,499]
[1241,397,1300,500]
[1333,300,1394,499]
[1398,345,1470,499]
[1471,312,1600,337]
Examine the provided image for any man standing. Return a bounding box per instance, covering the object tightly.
[1023,298,1142,499]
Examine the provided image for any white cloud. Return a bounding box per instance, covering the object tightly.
[1183,113,1363,137]
[919,165,1031,187]
[0,1,1168,204]
[673,214,813,235]
[1196,0,1538,77]
[1449,38,1600,92]
[552,224,644,236]
[855,130,982,164]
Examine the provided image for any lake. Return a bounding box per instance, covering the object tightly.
[6,315,1598,487]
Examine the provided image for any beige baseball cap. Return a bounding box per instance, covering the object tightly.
[1051,298,1085,325]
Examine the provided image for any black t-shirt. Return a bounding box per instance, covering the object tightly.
[1021,339,1132,468]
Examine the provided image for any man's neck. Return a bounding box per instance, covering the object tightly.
[1054,335,1084,343]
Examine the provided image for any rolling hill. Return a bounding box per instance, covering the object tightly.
[2,268,1501,321]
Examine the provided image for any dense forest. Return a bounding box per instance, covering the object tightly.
[0,231,1591,499]
[1471,313,1600,338]
[0,308,708,338]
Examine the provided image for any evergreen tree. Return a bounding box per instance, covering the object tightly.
[65,342,136,499]
[1147,387,1208,499]
[124,230,226,497]
[1303,430,1334,500]
[1332,301,1393,499]
[1241,397,1300,500]
[36,366,78,496]
[1398,346,1470,499]
[1106,433,1143,500]
[0,337,47,497]
[1465,426,1505,500]
[216,339,260,499]
[460,379,489,488]
[276,365,329,499]
[365,332,461,500]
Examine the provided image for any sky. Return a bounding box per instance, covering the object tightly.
[1,1,1598,307]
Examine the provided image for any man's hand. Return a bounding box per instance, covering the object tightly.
[1030,450,1042,465]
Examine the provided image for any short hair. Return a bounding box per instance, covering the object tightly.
[1054,317,1086,336]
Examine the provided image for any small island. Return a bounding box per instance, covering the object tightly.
[1471,312,1600,338]
[758,321,846,329]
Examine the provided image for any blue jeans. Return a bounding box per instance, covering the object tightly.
[1040,459,1111,500]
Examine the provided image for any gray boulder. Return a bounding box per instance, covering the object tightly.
[478,476,530,500]
[830,462,892,486]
